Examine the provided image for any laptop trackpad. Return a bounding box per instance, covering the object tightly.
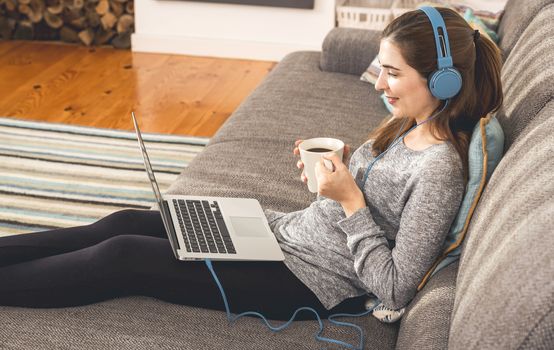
[229,216,268,238]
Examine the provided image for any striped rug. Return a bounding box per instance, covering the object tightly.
[0,117,209,237]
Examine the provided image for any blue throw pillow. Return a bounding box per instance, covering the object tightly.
[418,115,504,290]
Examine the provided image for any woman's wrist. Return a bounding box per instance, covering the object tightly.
[341,191,366,217]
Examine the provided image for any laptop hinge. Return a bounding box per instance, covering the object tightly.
[160,200,182,254]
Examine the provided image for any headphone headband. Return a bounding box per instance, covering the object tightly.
[420,6,453,69]
[419,6,462,100]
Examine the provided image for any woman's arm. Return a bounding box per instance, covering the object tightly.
[336,160,464,310]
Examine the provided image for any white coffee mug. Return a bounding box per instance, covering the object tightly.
[298,137,344,193]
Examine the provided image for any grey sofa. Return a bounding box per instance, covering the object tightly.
[1,0,552,348]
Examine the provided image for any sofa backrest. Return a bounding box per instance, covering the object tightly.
[448,2,554,349]
[497,0,554,59]
[496,1,554,149]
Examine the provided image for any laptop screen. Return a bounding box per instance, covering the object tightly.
[131,112,165,210]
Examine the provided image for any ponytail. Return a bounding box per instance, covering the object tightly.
[473,33,503,118]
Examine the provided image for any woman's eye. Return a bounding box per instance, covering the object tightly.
[388,72,397,77]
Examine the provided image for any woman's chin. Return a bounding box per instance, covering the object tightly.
[390,108,402,118]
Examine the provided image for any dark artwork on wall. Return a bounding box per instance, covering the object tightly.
[172,0,315,9]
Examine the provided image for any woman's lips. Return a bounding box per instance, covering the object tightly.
[386,96,399,105]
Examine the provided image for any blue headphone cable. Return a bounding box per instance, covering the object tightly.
[205,259,377,350]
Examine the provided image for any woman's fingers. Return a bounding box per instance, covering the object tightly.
[294,140,307,183]
[293,139,303,155]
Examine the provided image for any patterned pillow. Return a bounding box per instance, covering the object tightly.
[360,55,380,84]
[462,7,498,42]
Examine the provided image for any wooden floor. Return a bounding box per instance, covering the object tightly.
[0,41,277,137]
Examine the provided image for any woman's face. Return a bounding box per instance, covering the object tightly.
[375,39,440,121]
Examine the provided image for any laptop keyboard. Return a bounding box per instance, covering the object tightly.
[172,199,236,255]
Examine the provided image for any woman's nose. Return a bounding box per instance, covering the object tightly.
[374,69,387,92]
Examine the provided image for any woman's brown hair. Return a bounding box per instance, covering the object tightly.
[368,7,503,182]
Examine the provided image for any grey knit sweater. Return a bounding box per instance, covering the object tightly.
[264,139,464,310]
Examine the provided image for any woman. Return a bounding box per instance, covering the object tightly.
[0,8,502,321]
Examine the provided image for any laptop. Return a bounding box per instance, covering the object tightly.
[131,112,285,262]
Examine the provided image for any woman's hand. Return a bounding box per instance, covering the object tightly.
[315,153,366,217]
[293,139,351,184]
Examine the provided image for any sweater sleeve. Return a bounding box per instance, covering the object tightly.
[336,157,464,309]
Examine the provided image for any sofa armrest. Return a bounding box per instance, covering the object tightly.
[319,27,381,76]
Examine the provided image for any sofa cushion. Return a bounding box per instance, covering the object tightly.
[496,0,554,59]
[0,296,400,350]
[320,27,381,76]
[496,4,554,150]
[396,262,459,350]
[448,100,554,349]
[166,51,389,213]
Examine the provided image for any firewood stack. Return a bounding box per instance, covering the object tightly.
[0,0,134,49]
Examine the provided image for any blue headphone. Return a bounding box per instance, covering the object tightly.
[420,6,462,100]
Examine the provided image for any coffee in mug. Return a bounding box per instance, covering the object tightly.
[298,138,344,193]
[306,148,333,153]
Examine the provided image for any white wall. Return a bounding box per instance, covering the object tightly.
[132,0,335,61]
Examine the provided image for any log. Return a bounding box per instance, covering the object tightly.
[17,4,32,17]
[78,27,94,46]
[66,0,84,11]
[18,0,43,23]
[109,0,123,17]
[116,13,133,34]
[125,1,134,15]
[69,16,87,29]
[62,4,81,21]
[85,4,100,28]
[28,11,43,24]
[44,11,63,28]
[4,0,17,12]
[95,27,115,45]
[47,0,63,15]
[95,0,108,15]
[111,30,130,49]
[60,25,78,42]
[100,11,117,30]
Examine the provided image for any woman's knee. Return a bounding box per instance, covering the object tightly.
[92,209,163,236]
[86,235,174,284]
[94,209,143,227]
[85,235,139,277]
[89,235,169,268]
[92,234,141,262]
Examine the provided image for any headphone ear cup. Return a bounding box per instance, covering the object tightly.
[428,68,462,100]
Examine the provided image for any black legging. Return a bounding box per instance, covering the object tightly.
[0,209,365,320]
